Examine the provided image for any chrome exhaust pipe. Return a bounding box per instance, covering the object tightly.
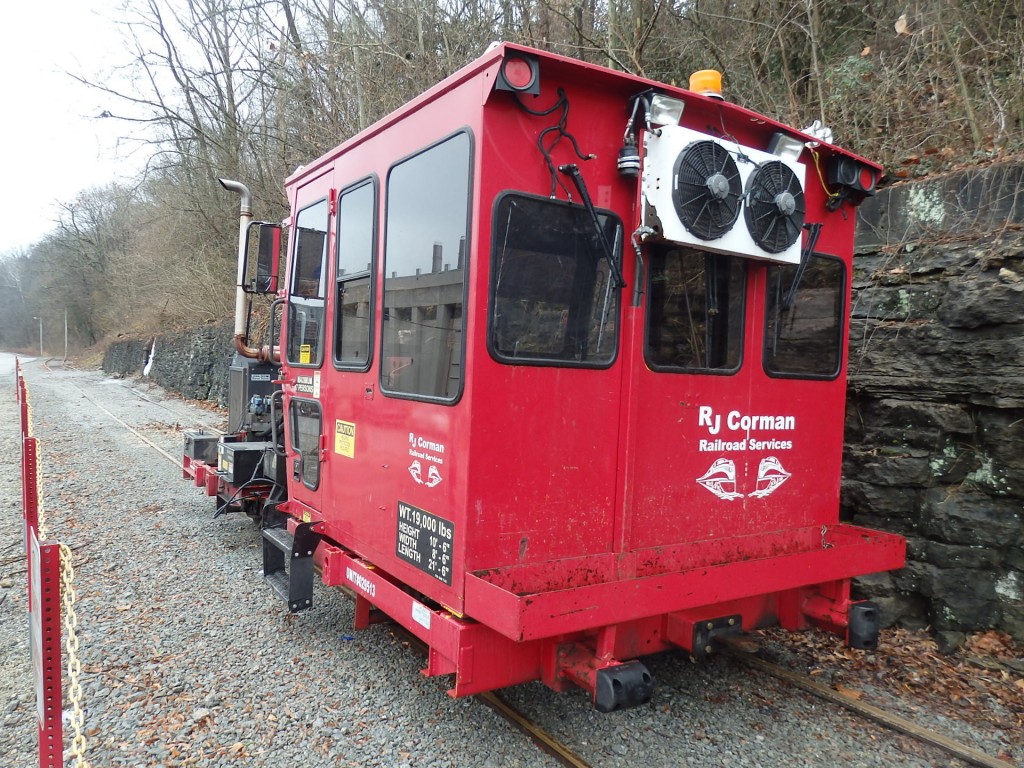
[219,178,261,359]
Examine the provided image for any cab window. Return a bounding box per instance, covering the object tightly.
[381,132,471,401]
[646,245,745,372]
[290,399,322,490]
[334,180,376,369]
[764,254,845,379]
[489,193,620,366]
[286,199,329,366]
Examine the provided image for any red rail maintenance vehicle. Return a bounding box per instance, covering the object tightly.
[183,43,905,711]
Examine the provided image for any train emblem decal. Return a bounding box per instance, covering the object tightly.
[696,456,792,501]
[408,432,446,488]
[409,460,443,488]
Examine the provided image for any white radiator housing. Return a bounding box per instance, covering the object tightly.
[641,125,806,265]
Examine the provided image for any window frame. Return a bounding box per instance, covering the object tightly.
[643,244,747,376]
[286,197,330,369]
[289,397,323,491]
[332,176,379,372]
[762,252,847,381]
[487,190,623,369]
[379,129,474,405]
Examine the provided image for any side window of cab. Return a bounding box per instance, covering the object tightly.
[286,199,329,367]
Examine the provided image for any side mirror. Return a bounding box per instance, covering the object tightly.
[243,222,283,294]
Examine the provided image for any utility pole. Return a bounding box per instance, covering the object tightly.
[32,316,42,356]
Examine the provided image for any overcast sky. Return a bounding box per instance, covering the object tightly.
[1,0,144,253]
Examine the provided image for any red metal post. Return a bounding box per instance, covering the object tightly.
[19,365,65,766]
[18,365,30,440]
[23,436,41,625]
[29,530,63,767]
[23,437,39,544]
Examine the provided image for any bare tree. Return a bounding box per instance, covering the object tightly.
[13,0,1018,353]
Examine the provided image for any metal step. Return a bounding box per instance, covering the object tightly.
[261,522,317,613]
[262,526,294,555]
[265,570,290,604]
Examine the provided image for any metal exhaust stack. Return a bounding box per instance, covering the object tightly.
[219,178,262,360]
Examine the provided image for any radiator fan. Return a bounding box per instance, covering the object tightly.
[744,161,806,254]
[672,141,742,240]
[642,125,806,263]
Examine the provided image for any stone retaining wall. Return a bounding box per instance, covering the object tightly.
[848,162,1024,646]
[103,322,234,406]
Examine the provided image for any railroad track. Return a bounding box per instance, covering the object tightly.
[41,356,226,434]
[39,363,1017,768]
[723,647,1016,768]
[397,625,1017,768]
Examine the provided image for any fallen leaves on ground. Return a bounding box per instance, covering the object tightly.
[757,627,1023,732]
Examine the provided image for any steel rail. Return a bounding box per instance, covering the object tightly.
[110,380,226,435]
[42,357,225,435]
[476,691,593,768]
[51,371,185,469]
[382,624,591,768]
[725,648,1016,768]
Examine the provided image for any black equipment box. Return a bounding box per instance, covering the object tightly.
[262,446,288,486]
[229,355,279,436]
[184,431,220,465]
[218,441,276,485]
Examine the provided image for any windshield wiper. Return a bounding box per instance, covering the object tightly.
[783,222,822,311]
[558,164,626,289]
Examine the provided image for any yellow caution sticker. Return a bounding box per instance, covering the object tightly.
[335,420,356,458]
[299,344,311,364]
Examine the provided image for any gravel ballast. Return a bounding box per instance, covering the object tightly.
[1,356,1020,767]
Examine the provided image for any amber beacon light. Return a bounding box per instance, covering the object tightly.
[689,69,724,99]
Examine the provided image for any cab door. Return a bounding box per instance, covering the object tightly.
[281,170,333,516]
[624,242,849,550]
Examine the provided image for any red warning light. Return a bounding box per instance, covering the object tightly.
[859,166,878,194]
[503,58,534,89]
[496,54,540,95]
